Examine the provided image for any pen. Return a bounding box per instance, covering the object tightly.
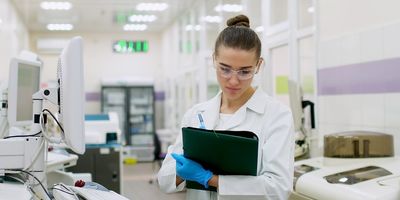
[197,113,206,129]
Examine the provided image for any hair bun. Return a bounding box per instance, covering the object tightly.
[227,15,250,28]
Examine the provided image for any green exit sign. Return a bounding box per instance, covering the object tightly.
[113,40,148,53]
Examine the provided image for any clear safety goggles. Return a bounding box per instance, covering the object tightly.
[214,58,262,81]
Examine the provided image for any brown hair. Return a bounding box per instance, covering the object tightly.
[214,15,261,59]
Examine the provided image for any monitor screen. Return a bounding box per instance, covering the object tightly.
[16,63,40,121]
[8,58,41,127]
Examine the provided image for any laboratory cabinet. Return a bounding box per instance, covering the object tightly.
[101,84,155,161]
[67,145,122,193]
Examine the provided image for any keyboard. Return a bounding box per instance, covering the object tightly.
[69,186,129,200]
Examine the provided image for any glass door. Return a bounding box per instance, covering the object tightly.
[101,87,127,145]
[129,87,154,146]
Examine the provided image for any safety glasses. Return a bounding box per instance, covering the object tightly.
[214,58,263,81]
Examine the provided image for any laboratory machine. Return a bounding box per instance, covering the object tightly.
[288,80,315,158]
[291,131,400,200]
[67,113,124,194]
[84,113,121,144]
[0,37,128,200]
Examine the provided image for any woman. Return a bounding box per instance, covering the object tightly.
[158,15,294,200]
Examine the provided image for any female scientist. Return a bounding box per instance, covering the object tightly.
[158,14,294,200]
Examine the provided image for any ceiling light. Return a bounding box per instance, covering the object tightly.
[40,1,72,10]
[307,7,315,13]
[129,15,157,22]
[185,25,201,31]
[255,26,264,33]
[0,18,2,24]
[136,3,168,11]
[202,16,222,23]
[47,23,73,31]
[214,4,243,12]
[123,24,147,31]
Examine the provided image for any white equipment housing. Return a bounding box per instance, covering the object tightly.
[84,112,121,144]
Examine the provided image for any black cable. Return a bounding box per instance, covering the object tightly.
[4,174,25,184]
[3,131,41,139]
[51,188,75,196]
[28,186,42,199]
[42,109,64,133]
[57,183,71,191]
[52,184,79,199]
[17,170,53,200]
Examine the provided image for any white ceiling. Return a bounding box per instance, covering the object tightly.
[11,0,196,33]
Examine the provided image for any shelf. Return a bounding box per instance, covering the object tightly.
[102,85,155,146]
[130,132,153,134]
[104,103,125,107]
[130,100,151,105]
[130,113,153,116]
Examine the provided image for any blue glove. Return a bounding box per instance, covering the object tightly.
[171,153,213,188]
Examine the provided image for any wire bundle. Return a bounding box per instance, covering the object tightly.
[3,108,77,200]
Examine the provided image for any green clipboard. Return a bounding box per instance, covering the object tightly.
[182,127,259,192]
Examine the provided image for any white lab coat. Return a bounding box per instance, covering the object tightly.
[158,87,294,200]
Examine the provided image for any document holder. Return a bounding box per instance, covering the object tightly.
[182,127,259,192]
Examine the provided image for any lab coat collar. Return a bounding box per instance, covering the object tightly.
[222,87,267,129]
[197,87,267,130]
[245,87,267,115]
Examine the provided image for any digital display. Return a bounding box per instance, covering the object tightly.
[113,40,148,53]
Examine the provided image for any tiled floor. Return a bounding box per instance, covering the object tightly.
[122,162,185,200]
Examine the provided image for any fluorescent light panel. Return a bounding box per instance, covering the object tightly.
[129,15,157,22]
[47,23,73,31]
[185,25,201,31]
[41,1,72,10]
[214,4,243,12]
[255,26,264,33]
[136,3,168,11]
[123,24,147,31]
[202,16,222,23]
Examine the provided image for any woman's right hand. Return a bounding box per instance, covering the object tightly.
[172,153,213,188]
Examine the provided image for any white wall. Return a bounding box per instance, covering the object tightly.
[317,0,400,156]
[319,0,400,41]
[0,0,30,83]
[30,32,162,114]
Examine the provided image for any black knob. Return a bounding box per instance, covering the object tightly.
[44,90,50,96]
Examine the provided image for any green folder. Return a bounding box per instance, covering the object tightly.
[182,127,259,192]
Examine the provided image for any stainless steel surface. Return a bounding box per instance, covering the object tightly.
[324,131,394,158]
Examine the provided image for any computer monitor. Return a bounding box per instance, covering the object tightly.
[57,36,85,154]
[8,58,42,128]
[5,37,85,155]
[288,80,303,132]
[0,37,85,199]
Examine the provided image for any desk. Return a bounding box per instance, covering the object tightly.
[0,181,31,200]
[47,151,78,172]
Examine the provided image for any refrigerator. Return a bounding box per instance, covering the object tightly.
[101,83,155,161]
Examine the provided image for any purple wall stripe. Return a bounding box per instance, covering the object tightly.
[85,91,165,102]
[318,57,400,95]
[86,92,101,102]
[155,91,165,101]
